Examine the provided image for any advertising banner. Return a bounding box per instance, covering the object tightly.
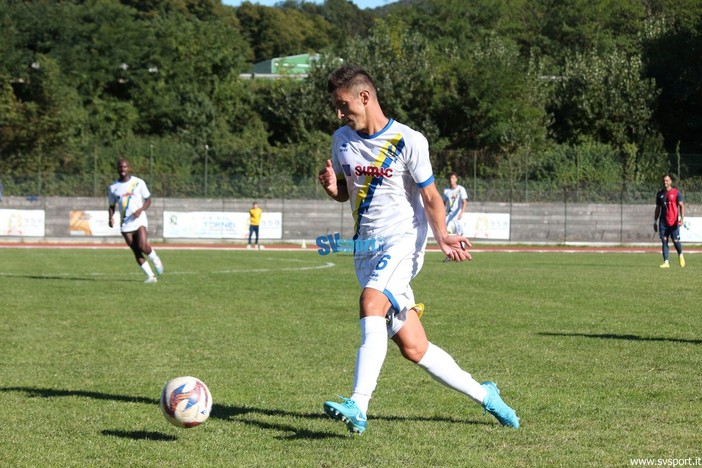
[163,211,282,239]
[457,213,511,240]
[680,217,702,242]
[0,209,45,237]
[69,210,122,236]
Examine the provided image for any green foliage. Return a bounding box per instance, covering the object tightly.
[549,49,663,176]
[236,2,335,63]
[0,54,87,176]
[1,0,702,196]
[432,33,551,162]
[535,142,622,188]
[642,13,702,155]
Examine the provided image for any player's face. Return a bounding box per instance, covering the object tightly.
[663,176,672,190]
[449,175,458,187]
[331,87,367,133]
[116,161,131,181]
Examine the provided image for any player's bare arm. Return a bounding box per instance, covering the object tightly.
[678,201,685,226]
[420,183,472,262]
[318,159,349,202]
[108,204,115,227]
[134,198,151,218]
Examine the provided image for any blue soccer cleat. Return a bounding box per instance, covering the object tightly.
[481,381,519,429]
[323,396,367,434]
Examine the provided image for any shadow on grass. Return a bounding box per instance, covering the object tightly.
[539,331,702,345]
[0,273,134,282]
[101,429,177,441]
[0,386,487,440]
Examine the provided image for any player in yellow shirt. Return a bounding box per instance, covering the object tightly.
[247,201,263,250]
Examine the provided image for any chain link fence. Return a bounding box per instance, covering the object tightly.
[1,152,701,205]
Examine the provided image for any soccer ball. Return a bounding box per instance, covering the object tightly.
[159,376,213,428]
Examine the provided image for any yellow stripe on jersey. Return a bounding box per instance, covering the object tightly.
[120,179,139,220]
[352,133,404,234]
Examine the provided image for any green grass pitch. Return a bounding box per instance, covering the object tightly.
[0,247,699,466]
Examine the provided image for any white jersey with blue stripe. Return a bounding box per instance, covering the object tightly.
[444,185,467,222]
[108,175,150,232]
[331,118,434,241]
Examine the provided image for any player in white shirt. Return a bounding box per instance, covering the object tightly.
[108,159,163,283]
[443,172,468,235]
[318,65,519,434]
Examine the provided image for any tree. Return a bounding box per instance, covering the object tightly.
[0,55,86,177]
[549,49,662,183]
[236,2,334,63]
[552,52,659,150]
[643,14,702,155]
[432,33,550,153]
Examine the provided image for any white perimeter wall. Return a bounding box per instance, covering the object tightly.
[1,196,698,245]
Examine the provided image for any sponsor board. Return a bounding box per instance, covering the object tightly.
[69,210,122,236]
[0,209,45,237]
[163,211,282,239]
[455,213,511,240]
[681,217,702,242]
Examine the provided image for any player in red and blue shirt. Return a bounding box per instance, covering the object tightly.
[654,174,685,268]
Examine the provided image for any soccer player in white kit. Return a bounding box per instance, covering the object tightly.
[444,172,468,235]
[318,66,519,434]
[108,159,163,283]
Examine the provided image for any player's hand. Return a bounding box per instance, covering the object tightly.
[108,218,113,228]
[440,235,472,262]
[318,160,337,194]
[653,223,658,233]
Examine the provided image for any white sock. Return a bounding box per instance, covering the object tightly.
[350,316,388,414]
[148,250,160,261]
[417,342,487,405]
[140,262,155,277]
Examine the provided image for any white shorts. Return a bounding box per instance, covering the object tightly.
[446,217,463,236]
[355,232,426,337]
[121,214,148,233]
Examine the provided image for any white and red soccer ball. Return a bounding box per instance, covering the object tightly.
[160,376,213,428]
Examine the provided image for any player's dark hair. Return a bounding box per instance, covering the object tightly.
[327,65,376,94]
[448,172,458,179]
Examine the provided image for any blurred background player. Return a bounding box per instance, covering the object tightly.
[318,65,519,435]
[108,159,163,283]
[443,172,468,235]
[247,201,263,249]
[654,174,685,268]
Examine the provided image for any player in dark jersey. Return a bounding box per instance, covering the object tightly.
[654,174,685,268]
